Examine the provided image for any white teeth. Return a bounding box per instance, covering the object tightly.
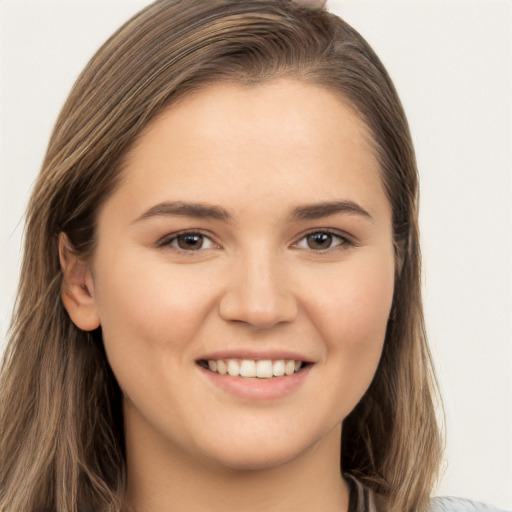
[239,359,256,378]
[256,360,273,378]
[285,360,295,376]
[227,359,240,376]
[217,360,228,375]
[203,358,304,378]
[272,360,285,377]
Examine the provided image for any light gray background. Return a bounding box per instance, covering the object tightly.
[1,0,511,508]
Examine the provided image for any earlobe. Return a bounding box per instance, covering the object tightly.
[59,233,101,332]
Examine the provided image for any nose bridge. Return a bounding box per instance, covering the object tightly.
[218,244,298,328]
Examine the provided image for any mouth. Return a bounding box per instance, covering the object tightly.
[196,358,312,379]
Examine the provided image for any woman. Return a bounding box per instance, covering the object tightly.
[0,1,506,511]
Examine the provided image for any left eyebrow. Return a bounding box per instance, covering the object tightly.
[133,201,232,223]
[289,200,373,223]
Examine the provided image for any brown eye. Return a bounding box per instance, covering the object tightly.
[157,232,217,252]
[306,232,334,250]
[294,231,350,252]
[176,233,204,250]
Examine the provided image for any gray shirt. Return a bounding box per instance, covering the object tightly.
[430,497,511,512]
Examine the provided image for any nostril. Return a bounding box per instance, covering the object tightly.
[218,298,297,329]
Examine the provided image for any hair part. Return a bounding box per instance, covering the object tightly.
[1,1,443,511]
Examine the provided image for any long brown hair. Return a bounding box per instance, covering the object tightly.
[0,1,443,511]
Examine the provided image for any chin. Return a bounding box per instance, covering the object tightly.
[203,445,306,472]
[194,422,335,472]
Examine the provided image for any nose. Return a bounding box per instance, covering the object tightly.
[218,250,298,329]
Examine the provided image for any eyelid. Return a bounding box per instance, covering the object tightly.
[155,229,220,251]
[291,228,355,251]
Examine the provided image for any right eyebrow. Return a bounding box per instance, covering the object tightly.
[289,200,374,223]
[133,201,232,224]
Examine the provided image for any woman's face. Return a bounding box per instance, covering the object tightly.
[85,79,395,470]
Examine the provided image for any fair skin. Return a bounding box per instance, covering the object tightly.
[61,79,395,512]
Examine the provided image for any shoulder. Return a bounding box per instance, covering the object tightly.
[429,496,511,512]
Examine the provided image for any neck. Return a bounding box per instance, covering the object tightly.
[123,412,349,512]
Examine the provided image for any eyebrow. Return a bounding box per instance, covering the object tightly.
[289,200,373,222]
[134,201,232,223]
[133,199,373,224]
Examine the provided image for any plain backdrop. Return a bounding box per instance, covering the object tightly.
[1,0,511,509]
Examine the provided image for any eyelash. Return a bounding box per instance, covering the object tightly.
[156,229,354,254]
[156,230,219,253]
[293,230,354,252]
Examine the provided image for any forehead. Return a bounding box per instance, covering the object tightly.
[129,78,375,161]
[112,78,387,221]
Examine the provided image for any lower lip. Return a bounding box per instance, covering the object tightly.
[197,365,312,401]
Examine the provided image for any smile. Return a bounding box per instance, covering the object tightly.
[198,359,306,378]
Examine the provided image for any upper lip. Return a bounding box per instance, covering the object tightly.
[196,349,315,364]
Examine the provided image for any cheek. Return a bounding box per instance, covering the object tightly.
[282,251,395,431]
[92,260,221,423]
[93,259,217,360]
[308,252,394,359]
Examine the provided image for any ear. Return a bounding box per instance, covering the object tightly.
[59,233,100,331]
